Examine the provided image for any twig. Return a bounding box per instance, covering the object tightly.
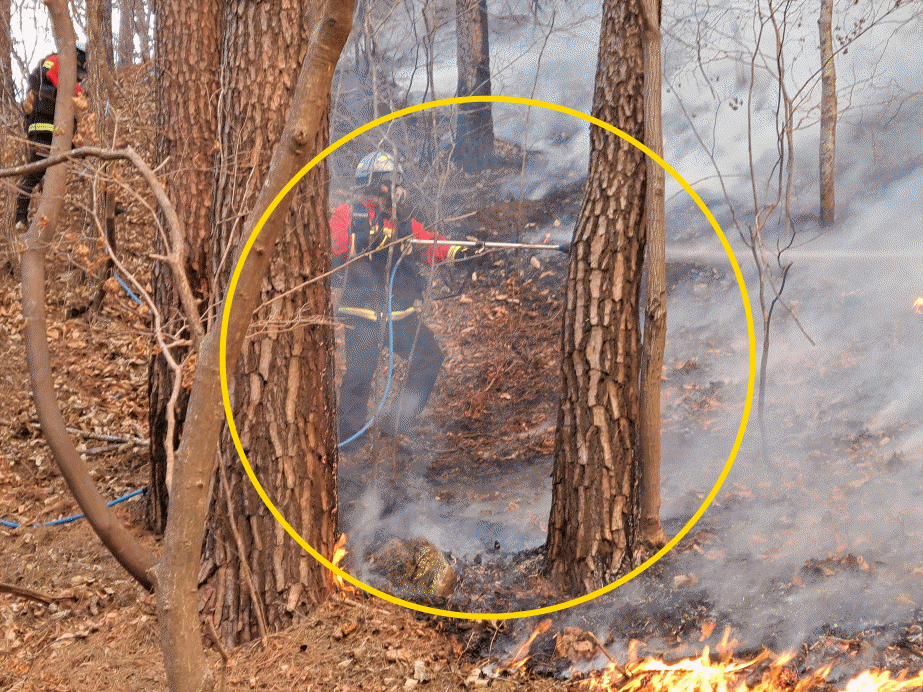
[0,145,204,347]
[204,618,229,692]
[0,581,57,605]
[80,442,132,455]
[500,618,552,669]
[587,631,627,676]
[217,457,270,644]
[331,593,392,615]
[30,422,148,445]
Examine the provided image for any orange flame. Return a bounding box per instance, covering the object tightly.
[509,655,531,671]
[913,297,923,315]
[578,646,923,692]
[331,534,355,594]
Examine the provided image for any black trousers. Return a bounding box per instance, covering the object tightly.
[16,131,54,226]
[338,311,444,443]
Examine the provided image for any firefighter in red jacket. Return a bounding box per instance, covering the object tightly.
[330,152,480,445]
[16,42,87,229]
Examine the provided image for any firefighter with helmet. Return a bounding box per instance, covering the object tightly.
[329,151,481,445]
[16,41,88,230]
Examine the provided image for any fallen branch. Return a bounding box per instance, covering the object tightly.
[0,580,57,605]
[30,422,148,446]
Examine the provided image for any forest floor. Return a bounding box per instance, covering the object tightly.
[2,64,923,692]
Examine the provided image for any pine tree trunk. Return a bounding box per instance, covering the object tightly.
[147,0,221,533]
[819,0,836,227]
[97,0,114,68]
[454,0,494,173]
[117,0,136,67]
[201,0,339,647]
[545,0,647,596]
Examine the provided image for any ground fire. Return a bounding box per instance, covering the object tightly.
[576,646,923,692]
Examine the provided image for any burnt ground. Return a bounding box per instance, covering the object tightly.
[2,66,923,692]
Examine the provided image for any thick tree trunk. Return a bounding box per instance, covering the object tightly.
[202,0,341,647]
[638,0,668,549]
[147,0,221,533]
[818,0,836,227]
[545,0,647,595]
[155,2,352,687]
[454,0,494,173]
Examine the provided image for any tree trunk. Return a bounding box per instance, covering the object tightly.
[545,0,647,595]
[134,0,150,62]
[155,1,352,686]
[454,0,494,173]
[147,0,221,533]
[0,0,15,109]
[86,0,118,136]
[19,0,156,592]
[1,0,19,241]
[202,0,341,647]
[818,0,836,227]
[638,0,668,549]
[117,0,136,67]
[95,0,115,68]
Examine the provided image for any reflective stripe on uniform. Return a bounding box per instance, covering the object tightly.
[43,60,54,70]
[339,305,416,322]
[447,245,462,261]
[28,122,56,134]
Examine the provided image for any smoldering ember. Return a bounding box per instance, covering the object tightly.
[1,1,923,691]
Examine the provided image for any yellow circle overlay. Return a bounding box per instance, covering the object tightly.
[220,95,756,620]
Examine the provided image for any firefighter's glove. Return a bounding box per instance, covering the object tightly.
[73,94,89,112]
[451,241,486,263]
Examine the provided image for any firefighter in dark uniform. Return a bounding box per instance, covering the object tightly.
[330,152,480,445]
[16,41,87,230]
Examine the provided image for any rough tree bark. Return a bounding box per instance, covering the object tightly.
[88,0,114,69]
[454,0,494,173]
[147,0,221,533]
[201,0,342,646]
[0,0,14,108]
[545,0,647,595]
[818,0,836,227]
[638,0,668,549]
[1,0,19,236]
[18,0,156,591]
[155,3,352,688]
[117,0,136,67]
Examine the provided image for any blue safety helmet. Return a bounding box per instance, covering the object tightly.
[355,152,401,190]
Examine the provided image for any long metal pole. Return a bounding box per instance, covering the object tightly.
[409,238,570,252]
